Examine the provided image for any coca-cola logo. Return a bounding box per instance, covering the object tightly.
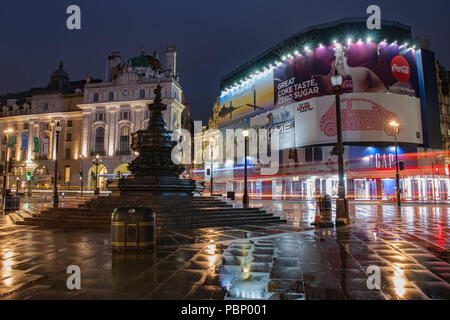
[391,56,411,82]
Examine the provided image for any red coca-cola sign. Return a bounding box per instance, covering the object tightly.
[391,56,411,82]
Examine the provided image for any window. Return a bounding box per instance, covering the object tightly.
[108,92,114,101]
[96,113,105,121]
[43,136,50,155]
[93,93,99,102]
[305,147,313,162]
[66,133,72,142]
[67,120,72,127]
[313,147,323,162]
[65,166,71,184]
[139,89,145,99]
[65,148,71,160]
[118,126,130,155]
[120,111,130,120]
[94,127,105,154]
[24,123,29,130]
[2,136,7,145]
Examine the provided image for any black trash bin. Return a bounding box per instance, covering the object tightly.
[226,191,235,200]
[318,194,334,227]
[4,194,20,212]
[111,206,155,251]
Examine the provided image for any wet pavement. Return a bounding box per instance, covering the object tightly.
[0,200,448,300]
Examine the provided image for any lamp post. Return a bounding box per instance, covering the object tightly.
[243,129,249,208]
[93,154,102,195]
[79,155,84,197]
[209,137,214,195]
[15,177,19,195]
[331,70,349,225]
[390,121,401,208]
[53,121,61,208]
[2,129,13,215]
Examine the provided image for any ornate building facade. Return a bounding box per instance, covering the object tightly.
[78,47,186,188]
[0,62,92,191]
[0,46,191,193]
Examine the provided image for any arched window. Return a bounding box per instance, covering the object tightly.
[93,93,99,102]
[94,127,105,154]
[119,126,130,155]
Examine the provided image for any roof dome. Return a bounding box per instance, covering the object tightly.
[46,61,71,91]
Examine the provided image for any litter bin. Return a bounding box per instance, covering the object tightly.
[318,194,334,227]
[111,206,155,251]
[4,194,20,212]
[226,191,235,201]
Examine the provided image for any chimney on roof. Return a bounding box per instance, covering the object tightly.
[165,46,177,79]
[107,52,122,81]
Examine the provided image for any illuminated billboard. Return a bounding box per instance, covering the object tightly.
[294,92,423,147]
[218,41,421,129]
[274,42,420,108]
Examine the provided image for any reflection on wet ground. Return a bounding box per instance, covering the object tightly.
[0,201,448,300]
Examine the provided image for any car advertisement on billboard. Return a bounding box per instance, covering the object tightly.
[294,92,423,147]
[274,43,420,108]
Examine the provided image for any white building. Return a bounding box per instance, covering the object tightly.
[0,46,191,193]
[78,47,188,188]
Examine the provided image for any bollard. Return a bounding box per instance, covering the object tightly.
[111,206,155,251]
[318,194,334,228]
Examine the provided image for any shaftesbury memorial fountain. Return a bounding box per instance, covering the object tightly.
[14,55,283,230]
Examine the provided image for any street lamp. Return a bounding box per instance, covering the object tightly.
[390,120,401,208]
[242,129,249,208]
[79,155,84,197]
[53,121,61,208]
[2,128,14,215]
[331,70,349,225]
[209,137,214,196]
[93,154,102,195]
[15,177,19,195]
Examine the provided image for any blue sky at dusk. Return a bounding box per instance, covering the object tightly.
[0,0,449,122]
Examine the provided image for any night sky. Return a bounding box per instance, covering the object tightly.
[0,0,449,123]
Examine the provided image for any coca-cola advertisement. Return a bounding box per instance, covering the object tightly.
[274,42,420,108]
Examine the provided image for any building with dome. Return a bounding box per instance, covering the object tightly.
[0,46,191,194]
[77,46,187,189]
[0,61,98,191]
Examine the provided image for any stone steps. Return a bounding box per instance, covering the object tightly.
[10,195,285,229]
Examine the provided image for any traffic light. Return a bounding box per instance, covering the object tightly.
[399,161,405,171]
[206,168,211,175]
[79,171,83,180]
[26,172,32,181]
